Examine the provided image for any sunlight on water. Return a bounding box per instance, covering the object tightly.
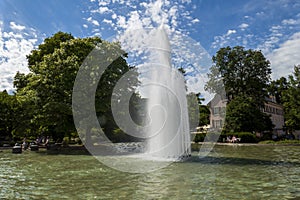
[0,145,299,199]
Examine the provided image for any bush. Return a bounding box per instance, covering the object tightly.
[110,128,142,143]
[62,137,69,146]
[193,132,222,143]
[258,140,275,144]
[206,132,222,142]
[236,132,257,143]
[259,139,300,144]
[194,133,205,143]
[259,132,273,141]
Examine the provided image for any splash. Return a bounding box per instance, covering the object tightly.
[143,26,191,159]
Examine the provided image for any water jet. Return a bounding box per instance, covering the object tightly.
[144,26,191,160]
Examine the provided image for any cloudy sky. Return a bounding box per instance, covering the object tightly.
[1,0,300,94]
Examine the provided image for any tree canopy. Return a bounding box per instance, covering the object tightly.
[0,90,18,140]
[206,46,272,106]
[13,32,138,142]
[206,46,273,133]
[282,65,300,131]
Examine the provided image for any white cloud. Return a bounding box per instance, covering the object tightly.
[257,25,284,54]
[0,22,37,92]
[111,13,117,19]
[239,23,249,30]
[92,6,110,14]
[9,22,26,31]
[97,0,109,6]
[267,32,300,79]
[102,19,113,25]
[116,16,126,29]
[88,0,211,97]
[282,19,298,25]
[87,17,100,26]
[226,29,236,36]
[256,11,265,16]
[191,18,200,23]
[211,29,238,49]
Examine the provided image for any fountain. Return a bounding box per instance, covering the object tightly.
[73,25,193,172]
[144,26,191,160]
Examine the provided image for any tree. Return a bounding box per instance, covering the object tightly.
[206,46,273,133]
[187,92,210,130]
[206,46,272,106]
[0,90,33,141]
[0,90,17,141]
[223,95,273,133]
[14,32,138,142]
[268,77,289,104]
[282,65,300,131]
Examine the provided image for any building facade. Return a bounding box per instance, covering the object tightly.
[208,95,284,133]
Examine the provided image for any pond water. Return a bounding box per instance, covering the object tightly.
[0,145,299,199]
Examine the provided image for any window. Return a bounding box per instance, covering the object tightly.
[213,120,223,128]
[213,107,225,115]
[213,107,219,115]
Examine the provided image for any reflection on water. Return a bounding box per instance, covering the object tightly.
[0,145,299,199]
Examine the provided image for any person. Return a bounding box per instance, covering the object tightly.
[231,135,237,143]
[22,137,28,150]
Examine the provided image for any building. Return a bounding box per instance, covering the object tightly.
[208,95,284,134]
[207,95,226,131]
[263,96,285,134]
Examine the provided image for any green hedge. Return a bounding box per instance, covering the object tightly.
[193,133,205,143]
[259,139,300,144]
[194,132,258,143]
[230,132,258,143]
[193,132,222,143]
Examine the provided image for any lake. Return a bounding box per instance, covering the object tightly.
[0,144,299,199]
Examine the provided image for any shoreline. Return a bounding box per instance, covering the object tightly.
[1,142,300,151]
[195,142,300,146]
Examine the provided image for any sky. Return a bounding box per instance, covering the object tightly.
[1,0,300,95]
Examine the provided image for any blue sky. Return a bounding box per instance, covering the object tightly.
[1,0,300,94]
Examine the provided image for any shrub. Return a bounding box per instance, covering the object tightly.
[259,139,300,144]
[194,133,205,143]
[258,140,275,144]
[206,132,222,142]
[259,132,273,141]
[62,137,69,146]
[193,132,223,143]
[110,128,142,143]
[236,132,257,143]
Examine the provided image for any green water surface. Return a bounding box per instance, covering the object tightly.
[0,145,299,199]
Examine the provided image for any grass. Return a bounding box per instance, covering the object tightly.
[258,139,300,145]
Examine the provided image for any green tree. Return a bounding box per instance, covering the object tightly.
[187,92,210,130]
[199,104,210,127]
[14,32,138,142]
[206,46,272,106]
[282,65,300,131]
[268,77,289,104]
[0,91,31,141]
[223,95,273,133]
[0,91,16,141]
[206,46,273,133]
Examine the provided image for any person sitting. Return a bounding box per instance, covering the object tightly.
[231,135,237,143]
